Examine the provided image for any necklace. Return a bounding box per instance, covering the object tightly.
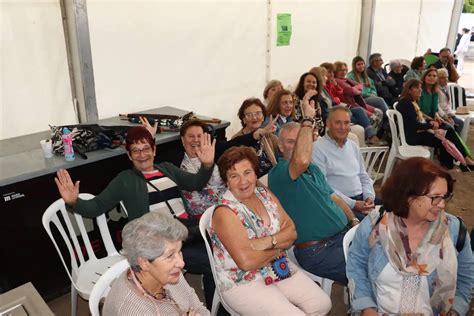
[129,269,167,300]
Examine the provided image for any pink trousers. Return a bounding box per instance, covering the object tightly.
[222,270,332,315]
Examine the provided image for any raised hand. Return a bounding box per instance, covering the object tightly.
[302,96,316,119]
[139,116,158,136]
[262,114,278,136]
[195,133,216,168]
[54,169,80,206]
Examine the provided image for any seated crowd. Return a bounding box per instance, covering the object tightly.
[54,50,473,315]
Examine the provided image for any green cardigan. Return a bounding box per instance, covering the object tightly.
[347,71,377,98]
[73,162,214,220]
[419,89,439,118]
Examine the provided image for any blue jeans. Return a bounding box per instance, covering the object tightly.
[364,96,389,114]
[294,231,348,285]
[350,107,376,139]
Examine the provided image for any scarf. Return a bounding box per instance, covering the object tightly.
[368,211,457,315]
[412,101,426,123]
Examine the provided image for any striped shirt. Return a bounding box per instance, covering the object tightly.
[142,170,187,218]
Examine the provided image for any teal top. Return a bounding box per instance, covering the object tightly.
[419,89,439,118]
[268,159,348,244]
[347,71,377,98]
[73,162,213,220]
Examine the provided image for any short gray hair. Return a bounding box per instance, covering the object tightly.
[122,212,188,272]
[389,60,401,70]
[278,121,301,141]
[368,53,382,66]
[327,105,352,121]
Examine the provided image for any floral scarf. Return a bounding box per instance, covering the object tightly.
[368,211,457,315]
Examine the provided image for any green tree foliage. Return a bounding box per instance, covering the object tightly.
[464,0,474,13]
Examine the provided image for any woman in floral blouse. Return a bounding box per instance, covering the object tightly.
[208,146,331,315]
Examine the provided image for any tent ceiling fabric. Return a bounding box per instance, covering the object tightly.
[372,0,455,64]
[0,0,460,140]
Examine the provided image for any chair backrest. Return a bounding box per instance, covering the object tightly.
[343,226,358,261]
[199,206,237,315]
[88,259,129,316]
[42,194,119,290]
[359,146,389,182]
[447,83,466,109]
[387,109,408,148]
[343,225,359,307]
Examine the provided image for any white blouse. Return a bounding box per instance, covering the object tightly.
[375,263,432,315]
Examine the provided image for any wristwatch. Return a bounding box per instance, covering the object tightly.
[271,235,277,248]
[350,218,361,226]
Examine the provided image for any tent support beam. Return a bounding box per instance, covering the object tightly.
[60,0,98,123]
[357,0,376,62]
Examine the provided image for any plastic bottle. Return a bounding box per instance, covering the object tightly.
[62,127,75,161]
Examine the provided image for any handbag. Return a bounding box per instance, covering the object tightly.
[134,169,202,245]
[261,254,292,285]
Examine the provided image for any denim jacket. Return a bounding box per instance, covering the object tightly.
[346,212,474,315]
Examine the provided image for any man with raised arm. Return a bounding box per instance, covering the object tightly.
[268,98,358,285]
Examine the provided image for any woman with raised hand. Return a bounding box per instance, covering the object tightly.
[54,125,218,307]
[232,98,279,177]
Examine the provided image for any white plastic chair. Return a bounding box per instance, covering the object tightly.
[359,146,389,182]
[445,83,472,142]
[89,258,129,316]
[447,83,466,109]
[42,193,124,316]
[199,206,239,316]
[383,109,432,184]
[342,225,359,307]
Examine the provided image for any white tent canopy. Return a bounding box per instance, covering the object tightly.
[0,0,461,140]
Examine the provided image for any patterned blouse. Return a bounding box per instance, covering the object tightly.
[208,187,293,292]
[180,153,226,216]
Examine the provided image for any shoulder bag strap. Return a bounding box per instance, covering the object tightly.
[132,168,177,217]
[455,216,467,253]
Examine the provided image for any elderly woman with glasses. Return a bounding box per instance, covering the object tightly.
[103,212,209,315]
[347,157,474,316]
[232,98,278,177]
[209,146,332,315]
[54,125,218,307]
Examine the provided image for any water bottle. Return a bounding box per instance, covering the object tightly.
[62,127,75,161]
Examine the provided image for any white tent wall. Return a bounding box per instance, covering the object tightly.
[372,0,454,64]
[0,0,75,140]
[87,0,267,137]
[270,0,361,88]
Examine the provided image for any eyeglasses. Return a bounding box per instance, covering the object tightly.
[130,146,153,156]
[244,111,263,119]
[423,193,453,205]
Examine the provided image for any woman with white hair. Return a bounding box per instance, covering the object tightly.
[388,60,404,97]
[103,212,209,315]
